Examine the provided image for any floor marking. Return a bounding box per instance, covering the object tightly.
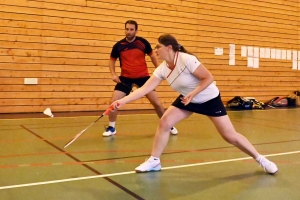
[1,108,299,121]
[0,114,157,121]
[2,138,300,159]
[0,150,299,190]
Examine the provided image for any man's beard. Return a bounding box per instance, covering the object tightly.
[126,35,135,41]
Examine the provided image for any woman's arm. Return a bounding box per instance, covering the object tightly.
[190,63,214,94]
[181,64,214,105]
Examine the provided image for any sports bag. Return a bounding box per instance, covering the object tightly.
[227,96,253,110]
[265,97,289,107]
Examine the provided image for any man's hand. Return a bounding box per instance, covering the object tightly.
[112,74,120,83]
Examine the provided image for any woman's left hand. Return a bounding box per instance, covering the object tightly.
[180,92,196,106]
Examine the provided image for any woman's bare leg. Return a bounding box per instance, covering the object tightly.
[208,115,259,158]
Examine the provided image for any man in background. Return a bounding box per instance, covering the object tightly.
[103,20,178,136]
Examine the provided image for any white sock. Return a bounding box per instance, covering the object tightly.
[255,154,263,162]
[109,122,116,128]
[150,156,160,161]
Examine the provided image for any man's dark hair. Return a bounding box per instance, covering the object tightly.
[125,20,138,30]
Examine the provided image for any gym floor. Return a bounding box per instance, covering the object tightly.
[0,108,299,200]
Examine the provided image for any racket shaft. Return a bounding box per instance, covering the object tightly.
[64,121,97,148]
[64,104,118,148]
[64,130,85,148]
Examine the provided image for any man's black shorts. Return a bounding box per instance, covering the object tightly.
[114,76,150,95]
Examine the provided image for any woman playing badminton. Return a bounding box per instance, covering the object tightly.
[111,34,278,174]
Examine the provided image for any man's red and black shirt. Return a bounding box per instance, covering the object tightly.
[110,36,153,78]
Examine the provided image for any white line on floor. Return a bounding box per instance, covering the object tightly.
[0,150,299,190]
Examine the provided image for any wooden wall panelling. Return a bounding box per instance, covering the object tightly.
[0,0,299,113]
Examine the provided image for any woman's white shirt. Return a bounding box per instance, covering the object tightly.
[153,52,219,103]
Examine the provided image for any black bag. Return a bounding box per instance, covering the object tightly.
[287,97,296,107]
[227,96,253,110]
[244,97,265,109]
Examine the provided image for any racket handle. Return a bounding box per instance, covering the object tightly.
[103,102,120,115]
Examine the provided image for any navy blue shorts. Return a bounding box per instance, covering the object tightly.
[114,76,151,95]
[172,93,227,117]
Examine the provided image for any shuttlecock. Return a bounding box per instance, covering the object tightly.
[43,108,54,118]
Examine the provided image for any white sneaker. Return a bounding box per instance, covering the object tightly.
[170,127,178,135]
[102,126,116,137]
[256,155,278,174]
[135,157,162,173]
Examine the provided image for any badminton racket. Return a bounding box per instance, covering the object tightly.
[64,103,119,148]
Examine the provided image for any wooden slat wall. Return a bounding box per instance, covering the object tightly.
[0,0,300,113]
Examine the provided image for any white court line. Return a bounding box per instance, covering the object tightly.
[0,150,299,190]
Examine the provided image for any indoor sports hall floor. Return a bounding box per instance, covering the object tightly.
[0,108,300,200]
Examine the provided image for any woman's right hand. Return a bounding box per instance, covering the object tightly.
[110,100,125,111]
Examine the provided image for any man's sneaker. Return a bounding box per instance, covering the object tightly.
[135,157,161,173]
[102,126,116,137]
[170,127,178,135]
[256,155,278,174]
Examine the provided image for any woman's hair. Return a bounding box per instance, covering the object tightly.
[158,34,193,55]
